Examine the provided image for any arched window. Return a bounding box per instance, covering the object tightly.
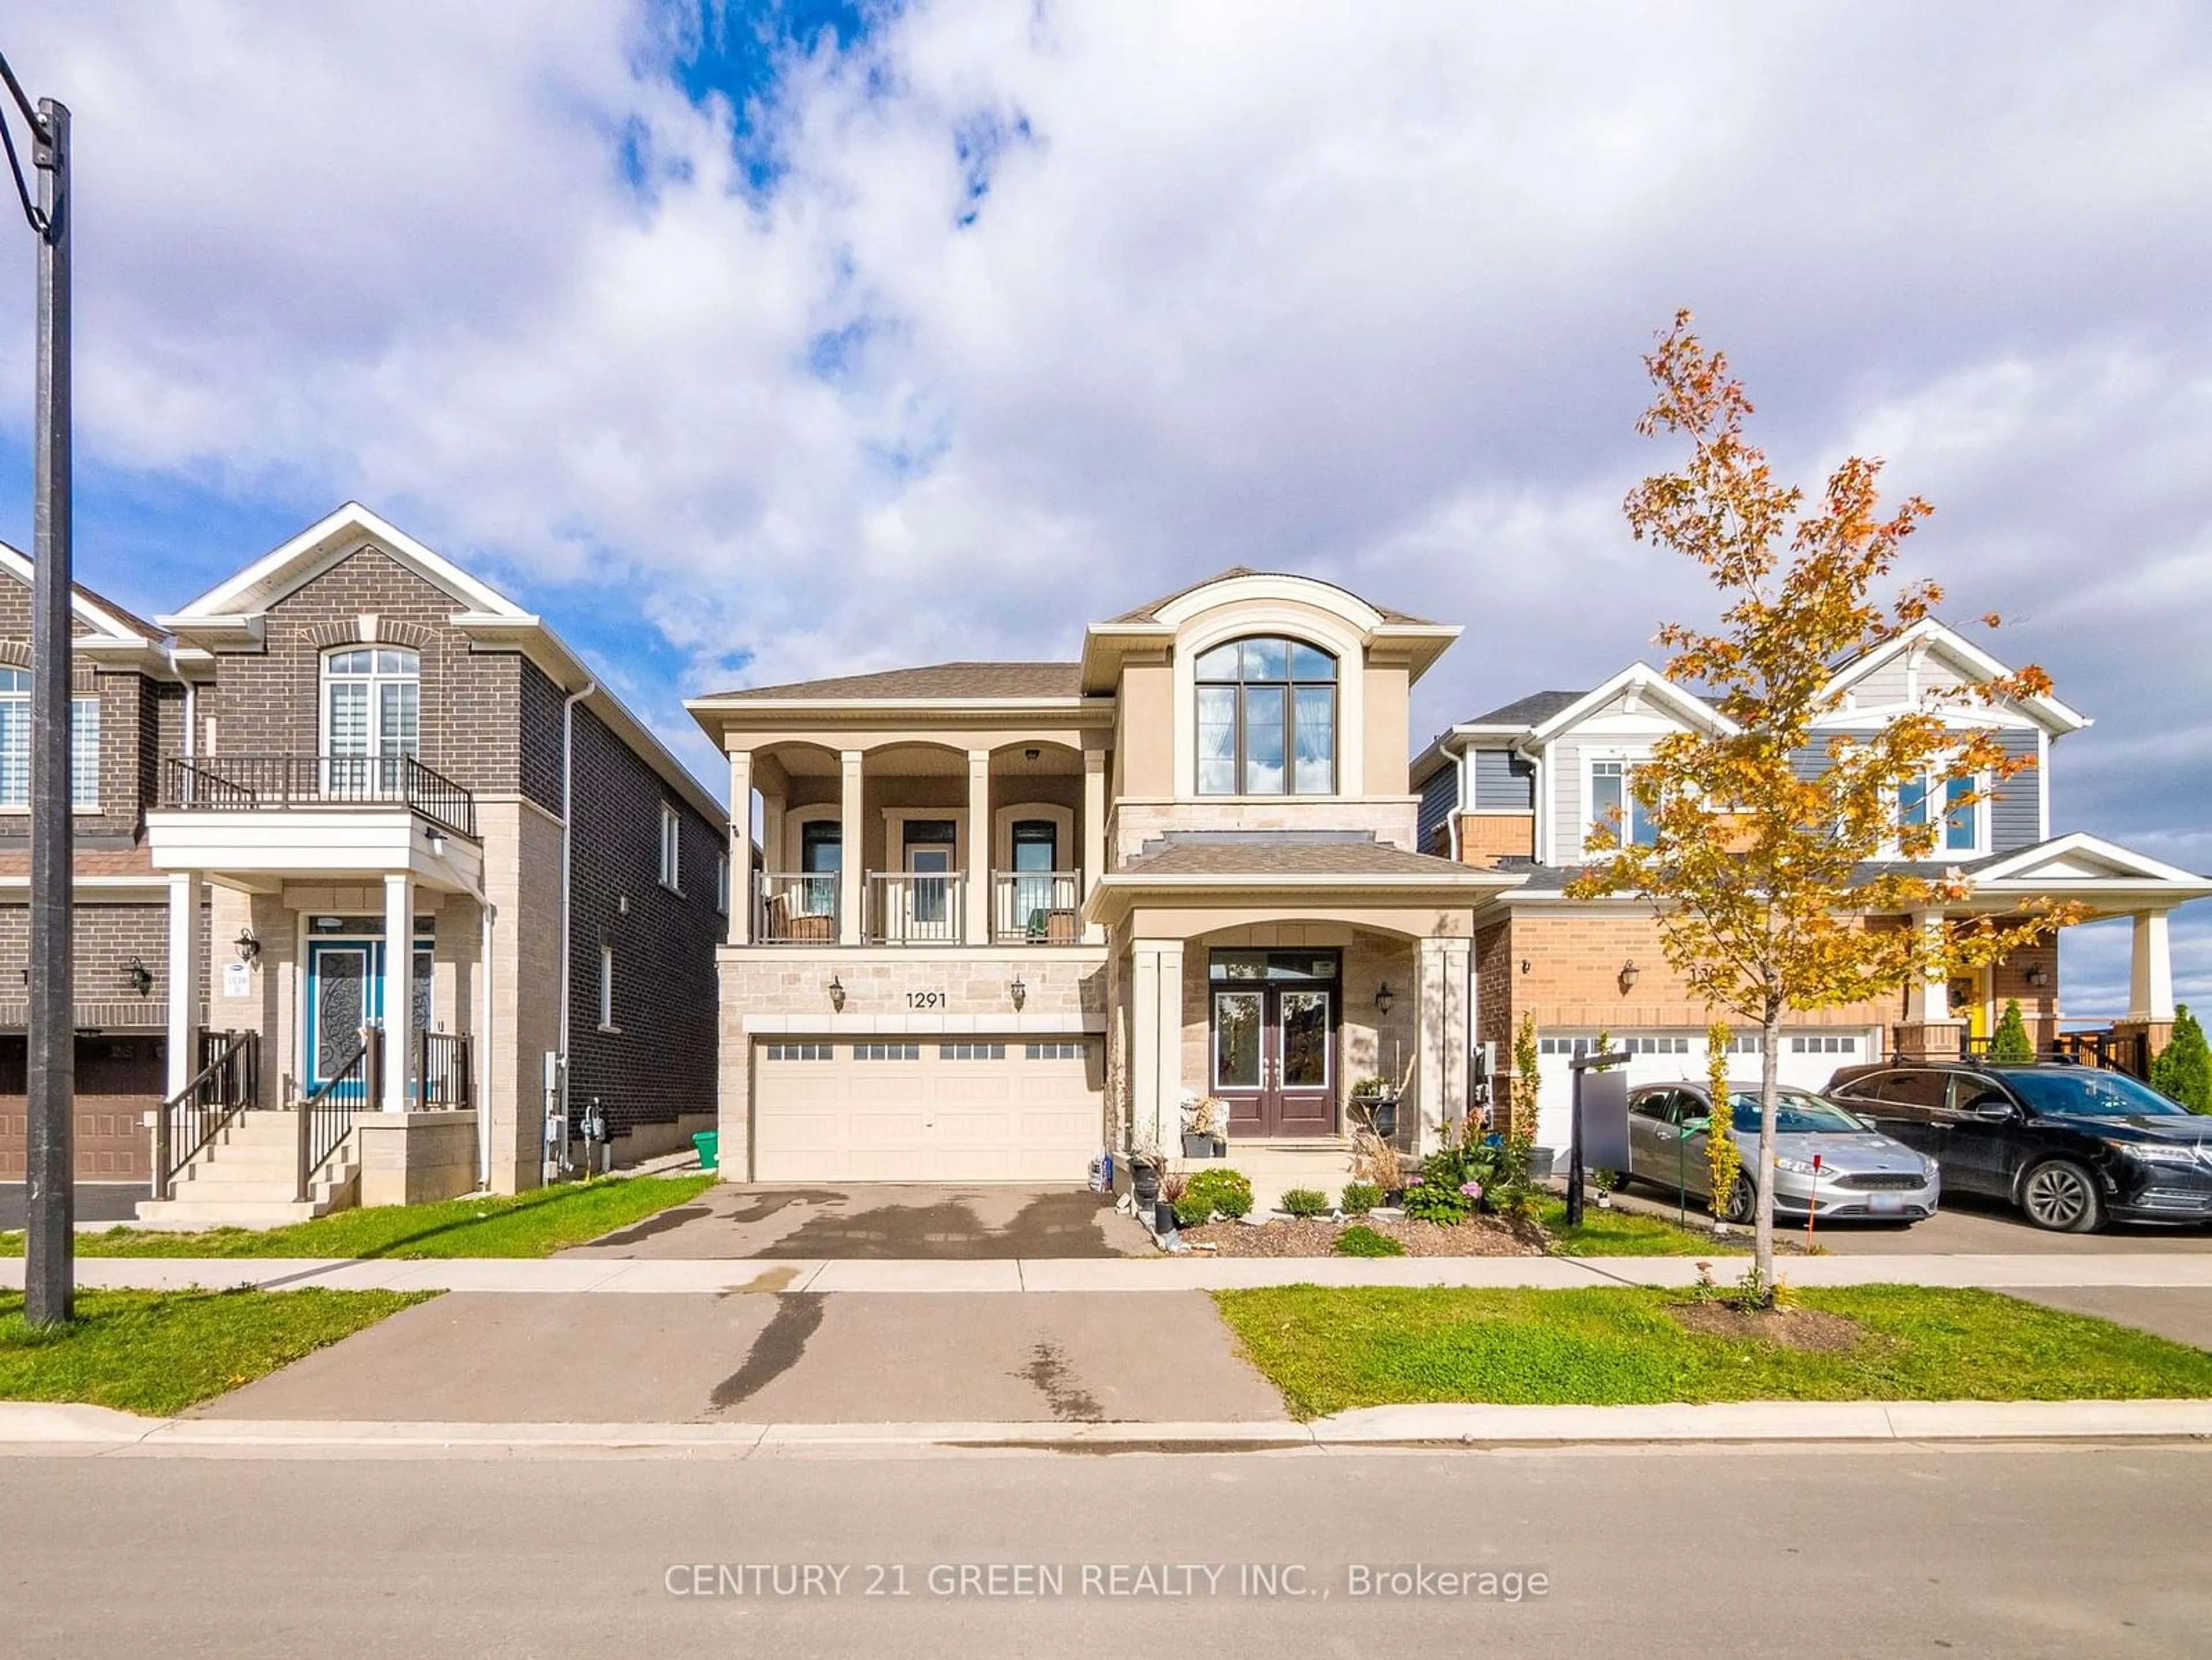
[322,646,420,794]
[1194,636,1336,795]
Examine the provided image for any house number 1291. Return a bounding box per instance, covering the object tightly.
[907,991,945,1009]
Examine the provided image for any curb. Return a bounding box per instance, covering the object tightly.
[5,1399,2210,1458]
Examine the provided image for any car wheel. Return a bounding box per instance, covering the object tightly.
[2020,1159,2104,1233]
[1722,1173,1757,1226]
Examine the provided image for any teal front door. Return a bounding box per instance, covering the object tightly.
[306,941,380,1098]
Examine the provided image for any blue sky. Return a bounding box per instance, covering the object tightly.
[0,2,2207,1016]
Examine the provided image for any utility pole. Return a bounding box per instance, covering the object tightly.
[3,51,75,1326]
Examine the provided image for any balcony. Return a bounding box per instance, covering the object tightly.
[161,755,478,840]
[752,869,1086,946]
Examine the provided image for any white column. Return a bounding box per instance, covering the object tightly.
[762,792,787,878]
[838,749,864,946]
[725,748,753,947]
[1416,936,1471,1151]
[381,873,413,1112]
[2130,910,2176,1021]
[1128,938,1184,1152]
[1082,746,1108,944]
[965,749,991,946]
[164,871,204,1098]
[1907,908,1950,1022]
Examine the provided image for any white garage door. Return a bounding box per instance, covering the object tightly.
[753,1037,1103,1182]
[1529,1029,1876,1153]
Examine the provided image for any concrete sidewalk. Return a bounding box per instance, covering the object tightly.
[13,1251,2212,1294]
[6,1396,2211,1458]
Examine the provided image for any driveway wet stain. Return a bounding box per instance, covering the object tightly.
[1018,1340,1104,1422]
[724,1267,804,1295]
[755,1191,1133,1260]
[708,1294,825,1413]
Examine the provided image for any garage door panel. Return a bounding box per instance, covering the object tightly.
[755,1037,1101,1183]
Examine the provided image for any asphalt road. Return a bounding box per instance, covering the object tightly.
[3,1445,2204,1658]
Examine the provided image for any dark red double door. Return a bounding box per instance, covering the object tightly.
[1210,958,1336,1138]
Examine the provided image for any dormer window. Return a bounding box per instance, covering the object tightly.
[1195,636,1336,796]
[1899,769,1980,856]
[323,646,420,795]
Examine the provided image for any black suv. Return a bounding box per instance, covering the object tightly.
[1824,1059,2212,1232]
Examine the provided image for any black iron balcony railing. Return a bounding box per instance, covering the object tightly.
[161,754,477,840]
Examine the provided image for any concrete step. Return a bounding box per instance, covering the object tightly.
[133,1196,339,1228]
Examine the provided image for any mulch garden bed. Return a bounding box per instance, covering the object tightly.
[1669,1302,1864,1352]
[1175,1214,1547,1258]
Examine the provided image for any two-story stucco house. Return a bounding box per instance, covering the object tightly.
[1414,623,2212,1151]
[0,503,726,1222]
[690,570,1512,1200]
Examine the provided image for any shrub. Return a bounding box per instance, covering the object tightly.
[1279,1187,1330,1219]
[1177,1166,1253,1227]
[1334,1224,1406,1257]
[1340,1181,1381,1217]
[2151,1005,2212,1114]
[1990,998,2036,1063]
[1400,1181,1473,1225]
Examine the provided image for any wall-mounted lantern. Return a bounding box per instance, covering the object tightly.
[1010,974,1027,1012]
[124,956,153,997]
[827,973,846,1013]
[1618,959,1641,995]
[1374,981,1395,1017]
[234,928,261,964]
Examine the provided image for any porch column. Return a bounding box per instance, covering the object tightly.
[761,791,787,881]
[1129,938,1184,1152]
[381,873,413,1112]
[1906,909,1949,1021]
[725,748,753,946]
[1082,746,1107,944]
[838,749,865,945]
[966,748,991,946]
[164,871,204,1098]
[2130,909,2175,1021]
[1416,935,1472,1151]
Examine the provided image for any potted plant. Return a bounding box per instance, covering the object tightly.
[1156,1168,1188,1235]
[1128,1134,1165,1209]
[1181,1094,1229,1158]
[1350,1075,1399,1140]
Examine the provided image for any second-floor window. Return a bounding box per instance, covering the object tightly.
[1898,770,1979,856]
[323,647,420,793]
[1195,635,1336,796]
[1588,757,1658,850]
[0,669,100,809]
[659,803,683,892]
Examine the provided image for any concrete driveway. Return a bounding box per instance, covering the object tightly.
[1609,1184,2212,1255]
[195,1289,1287,1424]
[561,1183,1153,1260]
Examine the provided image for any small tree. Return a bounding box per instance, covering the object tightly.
[1989,998,2036,1063]
[1705,1020,1741,1219]
[1569,313,2081,1301]
[2150,1005,2212,1113]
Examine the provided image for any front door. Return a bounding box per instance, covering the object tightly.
[1211,980,1338,1139]
[306,941,380,1098]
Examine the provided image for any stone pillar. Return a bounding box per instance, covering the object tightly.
[966,748,991,946]
[164,871,204,1098]
[382,873,414,1112]
[725,748,753,946]
[838,749,864,946]
[1416,935,1472,1151]
[2130,909,2175,1021]
[1082,746,1108,944]
[1129,938,1184,1153]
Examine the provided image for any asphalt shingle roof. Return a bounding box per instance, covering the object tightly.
[1118,836,1483,880]
[704,662,1084,701]
[1456,689,1587,729]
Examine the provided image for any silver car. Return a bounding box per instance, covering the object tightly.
[1615,1083,1942,1223]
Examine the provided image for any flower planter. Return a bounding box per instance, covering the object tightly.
[1181,1132,1225,1159]
[1382,1188,1405,1208]
[1130,1159,1163,1208]
[1153,1199,1178,1234]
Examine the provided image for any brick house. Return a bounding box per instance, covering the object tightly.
[1413,636,2212,1151]
[0,503,725,1221]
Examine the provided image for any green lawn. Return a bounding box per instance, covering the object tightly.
[0,1288,431,1416]
[1539,1196,1748,1256]
[1213,1283,2212,1418]
[0,1174,713,1260]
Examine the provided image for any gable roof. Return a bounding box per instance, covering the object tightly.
[700,661,1085,703]
[1525,662,1737,743]
[1821,617,2090,735]
[1455,689,1587,731]
[0,541,173,673]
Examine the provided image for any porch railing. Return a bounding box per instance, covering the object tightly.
[161,753,478,840]
[416,1030,474,1109]
[992,870,1083,944]
[757,872,841,944]
[151,1029,260,1202]
[1963,1026,2151,1079]
[865,870,964,945]
[297,1029,380,1203]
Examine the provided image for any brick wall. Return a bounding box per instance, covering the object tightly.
[0,573,164,844]
[0,900,176,1017]
[563,703,724,1138]
[1458,813,1535,866]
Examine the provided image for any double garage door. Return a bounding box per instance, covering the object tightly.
[753,1036,1103,1182]
[1529,1029,1874,1153]
[0,1035,160,1183]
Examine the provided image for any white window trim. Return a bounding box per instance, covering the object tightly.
[994,802,1075,872]
[1580,750,1657,858]
[658,802,684,894]
[596,942,617,1033]
[783,804,843,874]
[714,851,730,916]
[0,685,101,814]
[319,645,422,764]
[1884,763,1990,861]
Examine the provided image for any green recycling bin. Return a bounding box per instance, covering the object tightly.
[692,1131,719,1173]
